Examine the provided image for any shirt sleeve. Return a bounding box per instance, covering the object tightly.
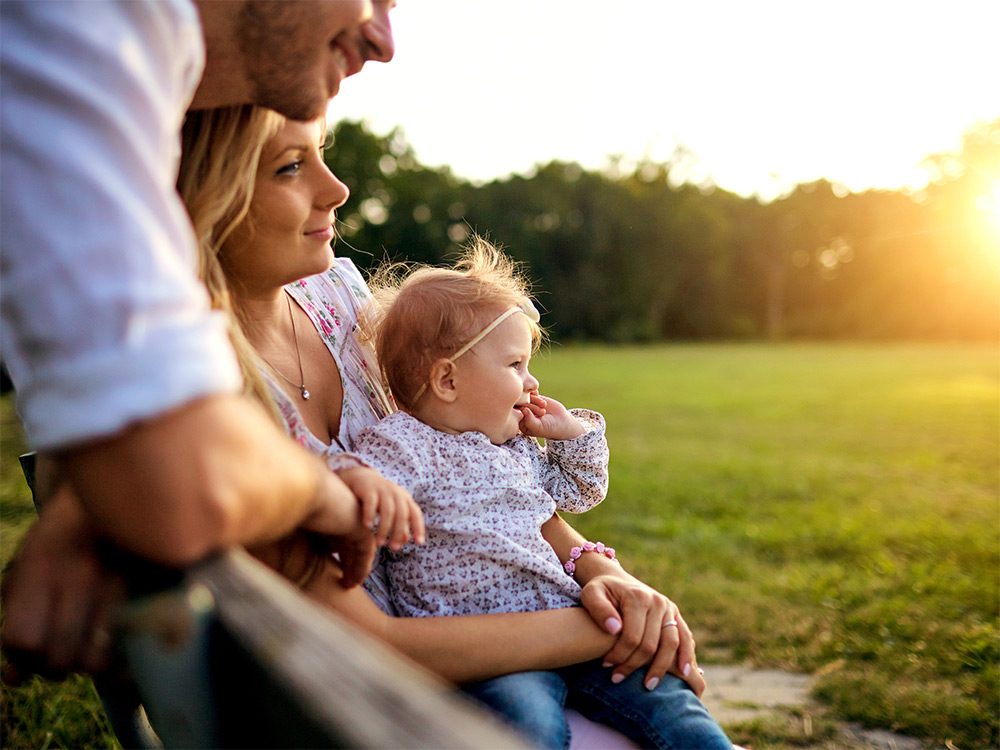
[0,1,242,450]
[532,409,610,513]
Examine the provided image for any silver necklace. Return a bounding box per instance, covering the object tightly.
[261,293,310,400]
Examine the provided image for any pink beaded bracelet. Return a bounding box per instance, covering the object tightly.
[563,541,617,576]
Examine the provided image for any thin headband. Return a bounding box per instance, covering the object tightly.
[411,299,540,404]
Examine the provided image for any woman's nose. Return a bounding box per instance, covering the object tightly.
[361,1,395,63]
[321,169,350,211]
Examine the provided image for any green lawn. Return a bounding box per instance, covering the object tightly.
[1,393,122,749]
[1,342,997,748]
[532,342,999,748]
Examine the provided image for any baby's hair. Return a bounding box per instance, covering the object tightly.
[369,236,543,411]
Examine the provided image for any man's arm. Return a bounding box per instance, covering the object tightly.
[58,394,362,567]
[2,394,376,682]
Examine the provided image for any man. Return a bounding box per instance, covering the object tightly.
[0,0,394,678]
[1,0,705,701]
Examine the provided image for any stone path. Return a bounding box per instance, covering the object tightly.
[699,665,935,750]
[700,664,812,725]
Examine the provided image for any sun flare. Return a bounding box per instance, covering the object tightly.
[992,183,1000,233]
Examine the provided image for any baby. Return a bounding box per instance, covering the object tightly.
[331,239,731,749]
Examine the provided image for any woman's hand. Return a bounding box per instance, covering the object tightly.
[579,573,705,697]
[335,466,425,551]
[518,393,585,441]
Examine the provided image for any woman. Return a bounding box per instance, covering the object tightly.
[177,105,708,709]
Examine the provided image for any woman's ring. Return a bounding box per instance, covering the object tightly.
[662,620,678,628]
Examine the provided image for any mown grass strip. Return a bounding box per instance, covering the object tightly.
[2,343,997,747]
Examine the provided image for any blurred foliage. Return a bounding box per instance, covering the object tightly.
[327,118,1000,343]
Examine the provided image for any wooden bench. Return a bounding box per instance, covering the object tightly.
[17,452,527,749]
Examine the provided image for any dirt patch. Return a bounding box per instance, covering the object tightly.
[701,665,812,725]
[700,665,937,749]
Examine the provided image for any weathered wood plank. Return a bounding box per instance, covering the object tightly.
[179,549,528,749]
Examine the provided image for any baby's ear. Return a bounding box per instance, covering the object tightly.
[427,359,458,403]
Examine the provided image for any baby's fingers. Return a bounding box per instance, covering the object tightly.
[382,489,424,550]
[357,489,379,531]
[373,492,396,547]
[384,494,412,550]
[522,400,546,419]
[518,408,544,436]
[339,468,380,530]
[408,497,426,546]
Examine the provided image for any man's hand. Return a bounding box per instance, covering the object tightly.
[580,573,705,697]
[1,484,127,683]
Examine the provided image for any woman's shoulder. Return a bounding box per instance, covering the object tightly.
[293,258,369,300]
[328,257,371,299]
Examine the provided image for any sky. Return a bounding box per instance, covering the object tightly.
[330,0,1000,201]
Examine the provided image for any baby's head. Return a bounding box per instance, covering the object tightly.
[374,237,543,418]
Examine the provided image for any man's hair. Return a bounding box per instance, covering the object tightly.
[369,236,543,411]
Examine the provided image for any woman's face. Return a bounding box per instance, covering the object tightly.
[225,119,349,293]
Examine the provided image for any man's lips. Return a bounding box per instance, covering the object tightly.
[332,40,364,79]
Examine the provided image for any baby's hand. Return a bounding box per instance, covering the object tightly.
[335,466,426,550]
[518,392,586,441]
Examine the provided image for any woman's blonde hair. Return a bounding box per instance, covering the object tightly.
[177,104,284,421]
[178,105,332,587]
[368,236,543,412]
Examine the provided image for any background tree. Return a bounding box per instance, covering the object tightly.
[326,119,1000,343]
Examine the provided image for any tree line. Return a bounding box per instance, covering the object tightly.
[327,119,1000,342]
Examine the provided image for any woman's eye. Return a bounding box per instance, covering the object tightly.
[276,160,303,176]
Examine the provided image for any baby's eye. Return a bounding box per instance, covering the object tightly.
[509,360,521,369]
[276,160,304,176]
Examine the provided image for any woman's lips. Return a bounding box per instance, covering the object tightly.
[305,225,334,241]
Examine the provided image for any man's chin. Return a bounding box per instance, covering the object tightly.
[255,87,326,123]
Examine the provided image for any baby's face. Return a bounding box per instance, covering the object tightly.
[451,314,539,444]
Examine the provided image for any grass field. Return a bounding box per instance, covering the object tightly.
[2,342,998,748]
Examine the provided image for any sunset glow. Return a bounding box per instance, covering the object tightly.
[990,183,1000,234]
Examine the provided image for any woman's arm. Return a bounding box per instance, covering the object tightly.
[298,558,616,685]
[541,513,704,695]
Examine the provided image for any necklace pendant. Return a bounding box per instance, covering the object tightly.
[301,387,311,400]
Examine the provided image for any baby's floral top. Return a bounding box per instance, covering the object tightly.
[263,258,394,458]
[328,409,610,618]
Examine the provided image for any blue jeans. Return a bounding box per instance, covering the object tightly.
[463,659,732,749]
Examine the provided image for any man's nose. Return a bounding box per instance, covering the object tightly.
[361,3,395,63]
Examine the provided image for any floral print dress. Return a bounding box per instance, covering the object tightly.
[263,258,394,457]
[260,258,399,610]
